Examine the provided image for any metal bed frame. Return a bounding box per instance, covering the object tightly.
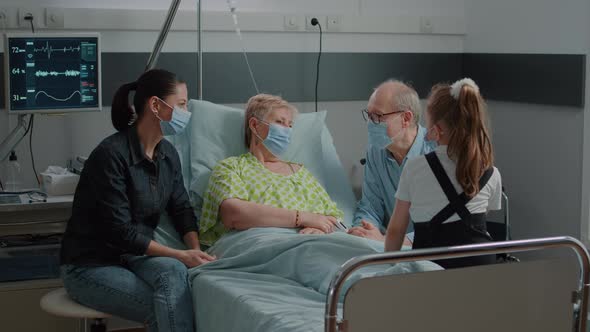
[325,236,590,332]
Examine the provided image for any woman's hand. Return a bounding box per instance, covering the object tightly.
[176,249,217,268]
[299,227,326,235]
[299,212,339,233]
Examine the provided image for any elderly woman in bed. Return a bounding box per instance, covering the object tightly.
[198,94,343,246]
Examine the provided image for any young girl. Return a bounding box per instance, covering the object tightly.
[384,78,502,268]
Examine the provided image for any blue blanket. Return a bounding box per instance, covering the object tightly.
[190,228,441,296]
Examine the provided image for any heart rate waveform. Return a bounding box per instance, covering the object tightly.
[34,90,82,102]
[34,41,81,59]
[35,70,81,77]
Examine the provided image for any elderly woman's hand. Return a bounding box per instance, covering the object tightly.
[299,212,339,233]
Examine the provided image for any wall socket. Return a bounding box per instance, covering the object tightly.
[283,15,300,31]
[18,7,41,29]
[305,15,326,31]
[46,8,64,28]
[327,15,341,32]
[420,16,434,33]
[0,9,10,28]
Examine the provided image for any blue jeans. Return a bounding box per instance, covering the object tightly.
[61,256,194,332]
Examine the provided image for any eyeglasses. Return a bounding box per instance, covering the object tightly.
[361,108,403,124]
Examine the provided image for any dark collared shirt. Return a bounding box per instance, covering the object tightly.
[60,127,198,266]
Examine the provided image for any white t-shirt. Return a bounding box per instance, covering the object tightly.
[395,145,502,224]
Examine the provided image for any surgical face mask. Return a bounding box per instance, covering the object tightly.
[154,98,191,136]
[254,119,292,157]
[367,121,391,149]
[368,113,405,149]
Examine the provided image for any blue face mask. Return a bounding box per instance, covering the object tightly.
[367,121,391,149]
[155,98,191,136]
[255,119,292,157]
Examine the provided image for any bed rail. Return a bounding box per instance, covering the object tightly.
[325,236,590,332]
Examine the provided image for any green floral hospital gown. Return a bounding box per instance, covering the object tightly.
[199,153,344,246]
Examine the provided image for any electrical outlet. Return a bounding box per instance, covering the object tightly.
[45,8,64,28]
[326,15,341,32]
[305,15,326,31]
[283,15,300,31]
[420,16,434,33]
[0,9,8,30]
[18,7,40,29]
[0,8,16,29]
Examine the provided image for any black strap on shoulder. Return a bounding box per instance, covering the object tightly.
[425,152,494,226]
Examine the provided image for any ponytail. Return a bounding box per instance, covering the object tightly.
[428,80,494,198]
[110,69,183,132]
[111,81,138,132]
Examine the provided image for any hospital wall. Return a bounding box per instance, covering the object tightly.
[464,0,590,245]
[1,0,589,247]
[0,0,465,189]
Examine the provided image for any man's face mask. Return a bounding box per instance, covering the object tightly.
[367,121,391,149]
[154,98,191,136]
[254,118,292,157]
[368,112,405,149]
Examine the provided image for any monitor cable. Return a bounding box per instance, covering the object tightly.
[311,18,322,112]
[28,115,40,187]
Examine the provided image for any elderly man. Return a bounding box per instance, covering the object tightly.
[349,80,435,242]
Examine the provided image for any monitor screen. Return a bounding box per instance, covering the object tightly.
[4,33,101,114]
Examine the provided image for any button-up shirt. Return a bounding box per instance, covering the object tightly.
[353,125,434,233]
[60,127,198,266]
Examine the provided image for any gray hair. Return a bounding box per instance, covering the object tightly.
[380,79,422,126]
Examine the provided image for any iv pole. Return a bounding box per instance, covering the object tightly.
[145,0,203,100]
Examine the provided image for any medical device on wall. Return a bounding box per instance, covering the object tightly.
[4,33,101,114]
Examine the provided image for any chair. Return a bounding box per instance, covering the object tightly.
[40,288,109,332]
[486,187,519,263]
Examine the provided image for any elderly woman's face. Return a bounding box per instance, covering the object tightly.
[254,107,294,139]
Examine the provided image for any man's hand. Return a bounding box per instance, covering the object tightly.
[177,249,216,268]
[299,227,326,235]
[347,220,385,241]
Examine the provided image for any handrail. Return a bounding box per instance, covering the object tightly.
[325,236,590,332]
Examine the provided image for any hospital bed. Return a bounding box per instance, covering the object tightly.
[155,99,380,332]
[154,100,589,332]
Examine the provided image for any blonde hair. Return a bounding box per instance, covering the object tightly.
[244,94,298,147]
[427,81,494,198]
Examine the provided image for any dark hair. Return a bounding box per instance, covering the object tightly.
[428,83,493,198]
[111,69,184,131]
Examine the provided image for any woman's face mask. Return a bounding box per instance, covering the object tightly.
[253,118,292,157]
[154,98,191,136]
